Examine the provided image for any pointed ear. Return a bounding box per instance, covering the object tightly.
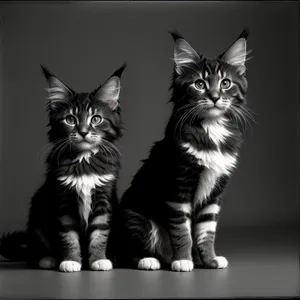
[93,64,126,110]
[41,65,74,110]
[220,29,251,74]
[170,31,200,75]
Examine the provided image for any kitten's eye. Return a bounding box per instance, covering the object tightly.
[65,115,76,126]
[220,79,231,89]
[194,80,206,90]
[91,115,102,125]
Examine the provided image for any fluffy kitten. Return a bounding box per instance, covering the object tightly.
[0,64,126,272]
[117,30,252,272]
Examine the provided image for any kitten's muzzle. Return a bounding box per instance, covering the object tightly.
[210,96,220,103]
[79,131,88,138]
[207,99,226,110]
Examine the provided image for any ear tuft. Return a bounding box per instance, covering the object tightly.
[110,62,127,79]
[173,35,200,75]
[169,30,184,41]
[93,64,126,110]
[41,65,74,110]
[220,28,251,69]
[238,27,249,40]
[40,64,53,79]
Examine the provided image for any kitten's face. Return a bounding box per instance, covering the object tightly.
[172,30,249,121]
[43,65,125,153]
[52,93,120,151]
[176,59,247,118]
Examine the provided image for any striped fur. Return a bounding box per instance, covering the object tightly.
[117,29,251,271]
[0,65,126,272]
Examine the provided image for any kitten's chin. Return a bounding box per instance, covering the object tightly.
[206,107,224,118]
[74,141,96,151]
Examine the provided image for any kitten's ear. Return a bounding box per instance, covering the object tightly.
[41,65,74,109]
[170,31,200,75]
[93,63,126,110]
[219,28,251,74]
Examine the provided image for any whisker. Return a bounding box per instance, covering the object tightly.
[229,105,255,134]
[174,108,190,141]
[36,138,69,163]
[56,141,69,166]
[102,139,122,158]
[98,144,110,164]
[190,105,204,125]
[174,104,200,141]
[49,140,69,166]
[173,103,197,117]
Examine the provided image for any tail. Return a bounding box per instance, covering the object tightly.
[0,231,28,261]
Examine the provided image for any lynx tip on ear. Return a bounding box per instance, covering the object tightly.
[40,65,53,79]
[111,63,127,78]
[238,28,249,40]
[169,30,184,41]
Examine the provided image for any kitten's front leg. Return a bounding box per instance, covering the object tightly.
[167,204,193,272]
[58,214,82,273]
[88,190,113,271]
[167,173,195,272]
[194,175,229,269]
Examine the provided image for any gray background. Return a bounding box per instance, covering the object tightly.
[0,1,298,234]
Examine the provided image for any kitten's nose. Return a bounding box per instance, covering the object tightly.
[211,96,220,103]
[79,131,88,138]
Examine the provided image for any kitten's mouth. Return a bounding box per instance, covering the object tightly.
[205,99,227,110]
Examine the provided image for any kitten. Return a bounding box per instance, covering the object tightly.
[0,64,126,272]
[117,30,252,272]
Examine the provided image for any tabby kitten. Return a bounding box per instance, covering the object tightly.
[0,64,125,272]
[117,30,251,272]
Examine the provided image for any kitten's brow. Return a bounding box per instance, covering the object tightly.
[214,62,219,73]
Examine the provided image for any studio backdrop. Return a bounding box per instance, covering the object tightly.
[0,1,298,233]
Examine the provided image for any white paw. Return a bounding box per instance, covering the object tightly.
[59,260,81,272]
[171,260,194,272]
[90,259,113,271]
[138,257,161,270]
[39,256,57,269]
[213,256,228,269]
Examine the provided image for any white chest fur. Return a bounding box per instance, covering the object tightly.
[202,117,232,146]
[181,143,237,175]
[181,119,238,206]
[58,173,115,225]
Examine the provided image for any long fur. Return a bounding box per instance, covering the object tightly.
[116,29,253,271]
[0,65,126,272]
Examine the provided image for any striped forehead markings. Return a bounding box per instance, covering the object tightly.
[215,62,219,72]
[203,61,221,78]
[204,70,209,79]
[201,62,228,81]
[68,105,98,120]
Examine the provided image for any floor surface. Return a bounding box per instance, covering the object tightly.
[0,226,299,299]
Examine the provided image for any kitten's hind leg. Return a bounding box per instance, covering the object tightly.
[117,209,164,271]
[27,228,57,269]
[39,256,57,269]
